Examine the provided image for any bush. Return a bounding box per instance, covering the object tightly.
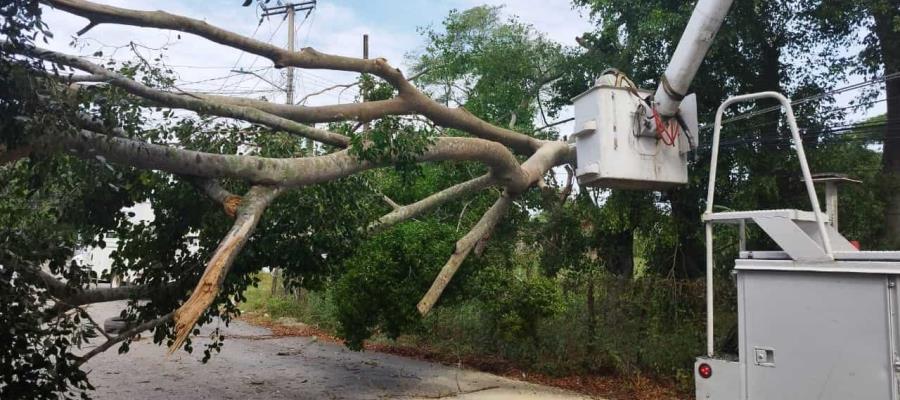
[420,273,731,389]
[333,221,456,349]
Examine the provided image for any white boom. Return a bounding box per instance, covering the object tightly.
[654,0,735,117]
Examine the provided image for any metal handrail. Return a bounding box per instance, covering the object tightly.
[702,91,833,357]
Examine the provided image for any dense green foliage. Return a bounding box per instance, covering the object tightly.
[334,222,456,349]
[1,0,896,398]
[320,0,892,387]
[559,0,893,280]
[0,2,97,398]
[326,6,568,349]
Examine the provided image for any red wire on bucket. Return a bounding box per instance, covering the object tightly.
[652,108,679,146]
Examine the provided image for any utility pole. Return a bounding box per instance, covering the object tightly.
[363,33,369,132]
[259,1,316,295]
[261,1,316,105]
[363,34,369,64]
[285,5,295,104]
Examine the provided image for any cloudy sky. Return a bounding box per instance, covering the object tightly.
[38,0,884,128]
[40,0,593,108]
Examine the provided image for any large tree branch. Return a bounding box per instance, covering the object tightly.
[196,93,412,124]
[417,192,513,315]
[517,141,572,192]
[5,259,170,314]
[76,312,174,367]
[36,129,530,190]
[169,185,280,352]
[28,0,580,326]
[405,98,544,154]
[186,178,242,218]
[41,0,544,154]
[12,43,351,147]
[412,142,570,314]
[58,284,164,309]
[369,174,495,233]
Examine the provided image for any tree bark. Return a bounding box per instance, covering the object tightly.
[370,174,494,233]
[873,1,900,244]
[417,193,513,315]
[169,185,280,352]
[37,129,529,190]
[603,230,635,277]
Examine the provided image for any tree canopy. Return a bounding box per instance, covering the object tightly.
[0,0,895,398]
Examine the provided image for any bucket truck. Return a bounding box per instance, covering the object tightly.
[569,0,900,398]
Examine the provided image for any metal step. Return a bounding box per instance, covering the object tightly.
[702,209,827,224]
[794,221,859,252]
[704,209,842,262]
[740,250,900,261]
[752,214,831,261]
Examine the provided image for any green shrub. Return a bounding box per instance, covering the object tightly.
[333,221,456,349]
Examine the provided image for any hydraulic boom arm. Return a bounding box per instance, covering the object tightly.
[654,0,735,117]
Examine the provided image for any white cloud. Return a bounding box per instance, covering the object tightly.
[38,1,591,108]
[38,0,420,107]
[35,1,590,137]
[460,0,593,47]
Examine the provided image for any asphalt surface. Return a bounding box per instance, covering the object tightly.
[82,301,594,399]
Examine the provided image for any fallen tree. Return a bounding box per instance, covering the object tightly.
[0,1,574,397]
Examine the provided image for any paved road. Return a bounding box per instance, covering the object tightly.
[83,302,594,399]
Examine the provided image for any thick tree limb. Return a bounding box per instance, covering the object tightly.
[187,178,242,218]
[76,312,174,367]
[41,0,413,89]
[12,43,351,147]
[6,259,169,315]
[169,185,280,352]
[413,143,569,314]
[41,0,543,154]
[59,284,163,309]
[38,129,528,189]
[417,193,513,315]
[517,141,572,190]
[60,73,108,82]
[194,94,411,124]
[408,99,544,154]
[369,174,495,233]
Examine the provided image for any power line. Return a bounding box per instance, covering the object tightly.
[176,66,272,86]
[261,1,317,105]
[705,71,900,129]
[190,88,284,95]
[244,17,288,95]
[714,95,898,133]
[217,18,265,91]
[261,1,316,17]
[287,0,316,104]
[699,119,900,152]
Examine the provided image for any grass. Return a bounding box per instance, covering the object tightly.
[240,272,338,331]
